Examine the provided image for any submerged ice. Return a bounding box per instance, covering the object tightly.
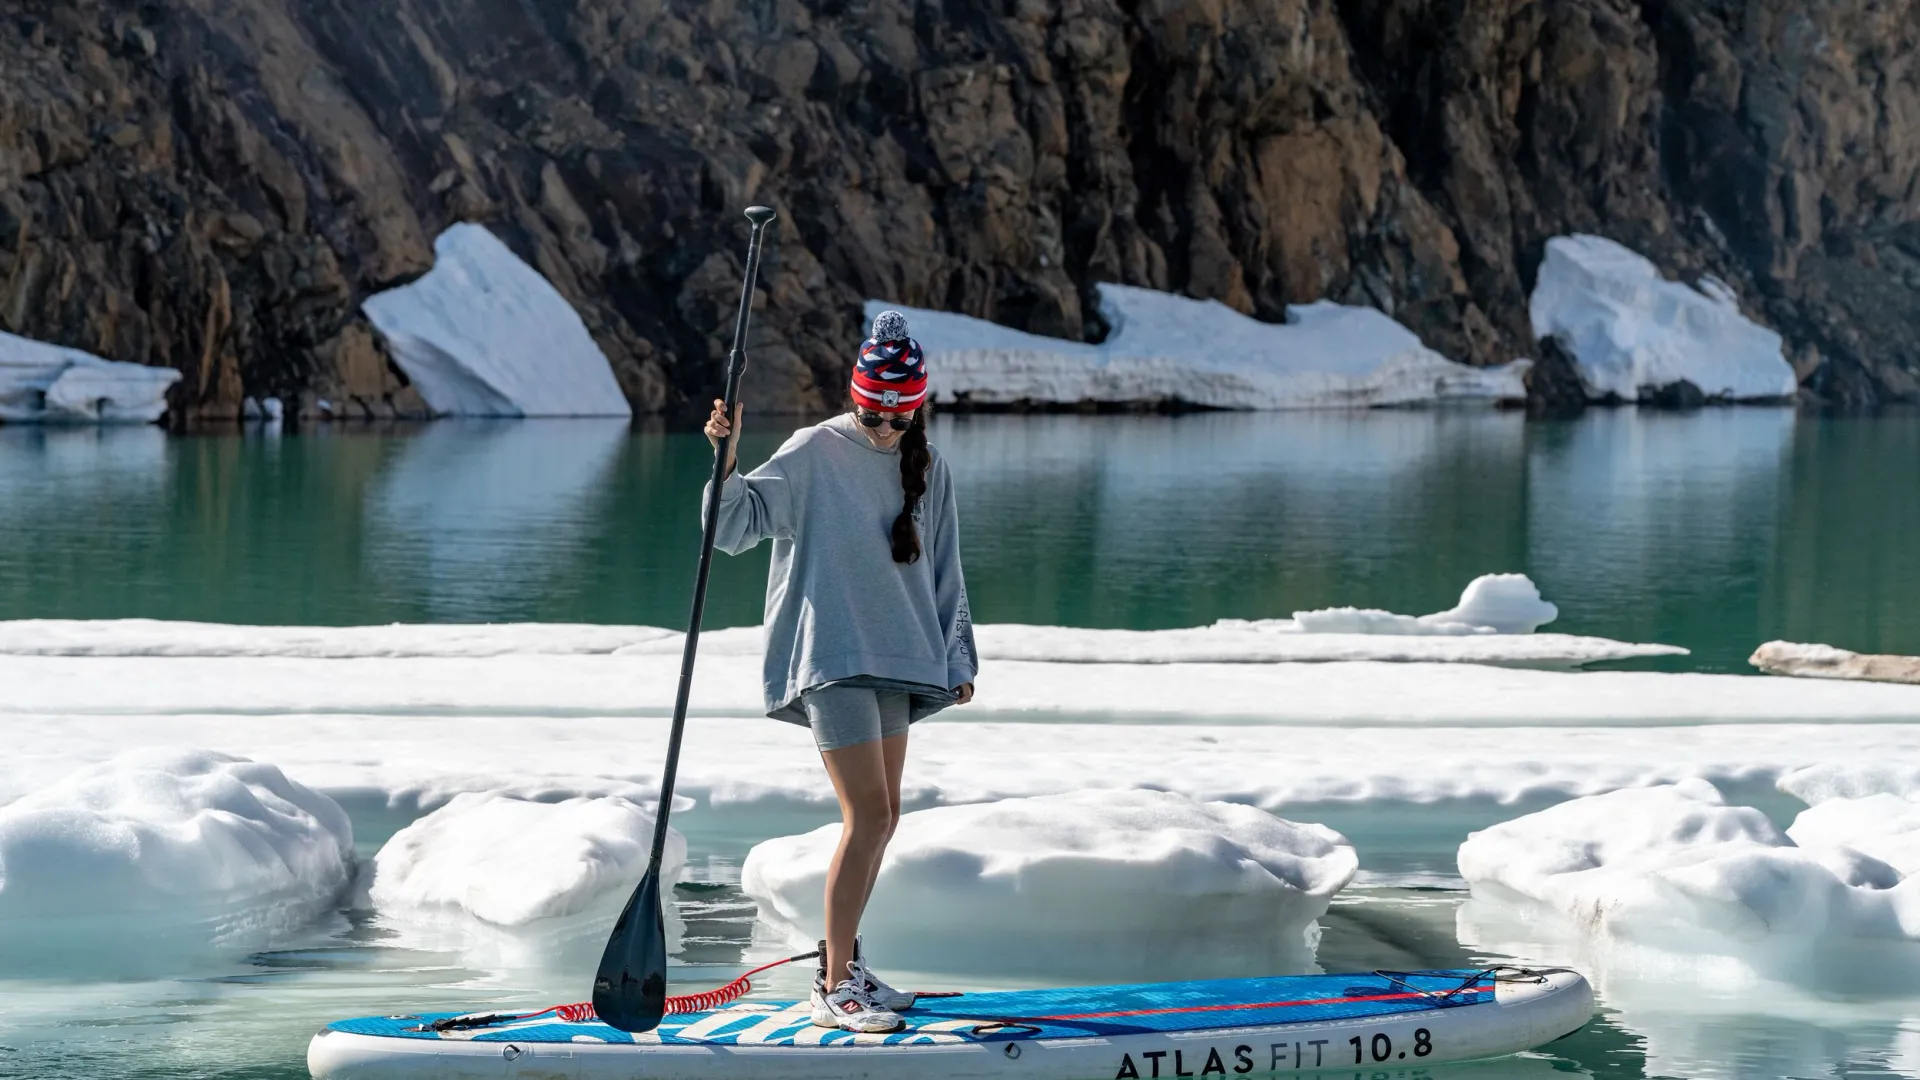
[741,789,1357,978]
[867,284,1529,410]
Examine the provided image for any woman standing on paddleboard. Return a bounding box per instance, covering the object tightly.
[703,310,977,1033]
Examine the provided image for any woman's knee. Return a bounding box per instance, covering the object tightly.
[842,799,895,846]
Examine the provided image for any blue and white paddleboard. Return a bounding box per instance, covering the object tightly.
[308,967,1592,1079]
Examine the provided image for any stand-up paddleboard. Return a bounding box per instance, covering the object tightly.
[309,966,1591,1079]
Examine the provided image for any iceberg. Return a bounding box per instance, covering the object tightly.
[362,224,631,417]
[740,789,1355,979]
[0,749,354,974]
[0,330,182,423]
[1287,572,1559,635]
[1529,235,1797,402]
[867,284,1529,410]
[1752,641,1920,686]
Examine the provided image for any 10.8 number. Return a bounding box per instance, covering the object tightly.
[1349,1028,1432,1063]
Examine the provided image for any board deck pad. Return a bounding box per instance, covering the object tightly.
[328,970,1496,1048]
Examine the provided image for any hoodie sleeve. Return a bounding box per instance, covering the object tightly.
[926,454,978,689]
[703,431,804,555]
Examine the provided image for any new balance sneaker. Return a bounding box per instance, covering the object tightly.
[851,935,917,1011]
[809,971,903,1032]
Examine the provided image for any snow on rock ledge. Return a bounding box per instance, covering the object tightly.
[1458,780,1920,959]
[1751,642,1920,686]
[0,330,182,423]
[362,224,631,418]
[370,792,683,925]
[741,789,1357,979]
[1530,235,1796,403]
[867,285,1529,410]
[0,750,353,972]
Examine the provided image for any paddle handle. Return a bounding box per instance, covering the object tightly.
[645,206,776,870]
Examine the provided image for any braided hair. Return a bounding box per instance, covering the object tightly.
[890,407,931,563]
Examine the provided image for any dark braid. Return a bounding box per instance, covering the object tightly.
[891,408,932,563]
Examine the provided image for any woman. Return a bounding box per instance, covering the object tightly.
[703,309,977,1032]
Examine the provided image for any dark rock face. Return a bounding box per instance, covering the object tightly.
[1,0,1916,421]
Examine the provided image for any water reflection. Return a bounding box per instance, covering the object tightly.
[362,420,627,621]
[0,410,1915,669]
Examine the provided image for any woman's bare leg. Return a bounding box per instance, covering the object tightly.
[819,737,896,990]
[859,732,907,910]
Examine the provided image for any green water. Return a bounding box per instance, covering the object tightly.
[2,409,1914,670]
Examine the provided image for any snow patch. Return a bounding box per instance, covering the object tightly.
[0,750,354,973]
[0,330,181,423]
[1752,641,1920,686]
[1529,235,1796,402]
[362,224,631,417]
[869,284,1529,410]
[1458,780,1920,961]
[741,789,1356,978]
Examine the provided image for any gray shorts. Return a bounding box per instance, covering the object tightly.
[800,684,911,752]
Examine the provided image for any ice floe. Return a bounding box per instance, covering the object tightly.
[867,284,1529,410]
[0,329,182,423]
[1458,780,1920,966]
[742,789,1355,978]
[369,792,683,925]
[1530,235,1797,402]
[0,749,354,973]
[1788,795,1920,877]
[1752,641,1920,686]
[0,574,1679,668]
[362,224,631,417]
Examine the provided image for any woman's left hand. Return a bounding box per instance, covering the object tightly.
[953,683,974,705]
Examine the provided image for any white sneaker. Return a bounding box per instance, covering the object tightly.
[852,935,917,1011]
[809,971,903,1033]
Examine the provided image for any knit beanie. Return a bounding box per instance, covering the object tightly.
[852,310,928,410]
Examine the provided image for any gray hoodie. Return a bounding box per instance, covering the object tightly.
[706,413,977,726]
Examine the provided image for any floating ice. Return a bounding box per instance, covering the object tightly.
[0,619,676,658]
[1529,235,1796,402]
[362,224,631,417]
[369,792,683,926]
[1458,780,1920,960]
[1788,795,1920,877]
[0,330,182,423]
[0,749,354,973]
[1289,573,1559,635]
[741,789,1356,978]
[1752,641,1920,686]
[868,284,1529,410]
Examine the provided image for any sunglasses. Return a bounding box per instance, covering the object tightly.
[855,409,914,431]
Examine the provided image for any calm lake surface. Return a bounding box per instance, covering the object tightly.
[1,409,1915,671]
[3,408,1920,1080]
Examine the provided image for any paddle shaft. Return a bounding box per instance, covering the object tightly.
[644,207,775,871]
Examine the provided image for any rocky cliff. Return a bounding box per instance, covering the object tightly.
[2,0,1916,421]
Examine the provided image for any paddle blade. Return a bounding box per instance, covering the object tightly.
[592,868,668,1032]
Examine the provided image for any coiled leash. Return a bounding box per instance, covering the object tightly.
[1365,965,1580,1006]
[426,949,823,1032]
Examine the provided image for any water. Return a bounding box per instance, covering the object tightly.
[2,409,1916,670]
[2,408,1919,1079]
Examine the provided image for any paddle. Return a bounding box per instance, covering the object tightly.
[593,204,778,1033]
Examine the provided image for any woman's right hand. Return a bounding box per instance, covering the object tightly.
[705,398,742,476]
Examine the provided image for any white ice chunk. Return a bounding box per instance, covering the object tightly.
[370,792,683,925]
[362,223,631,417]
[870,284,1529,410]
[1458,780,1920,958]
[741,789,1356,978]
[1789,795,1920,877]
[1752,641,1920,686]
[0,330,181,423]
[0,749,353,973]
[1529,235,1796,402]
[1290,572,1559,635]
[0,619,676,658]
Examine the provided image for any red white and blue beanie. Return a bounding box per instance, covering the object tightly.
[852,310,928,411]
